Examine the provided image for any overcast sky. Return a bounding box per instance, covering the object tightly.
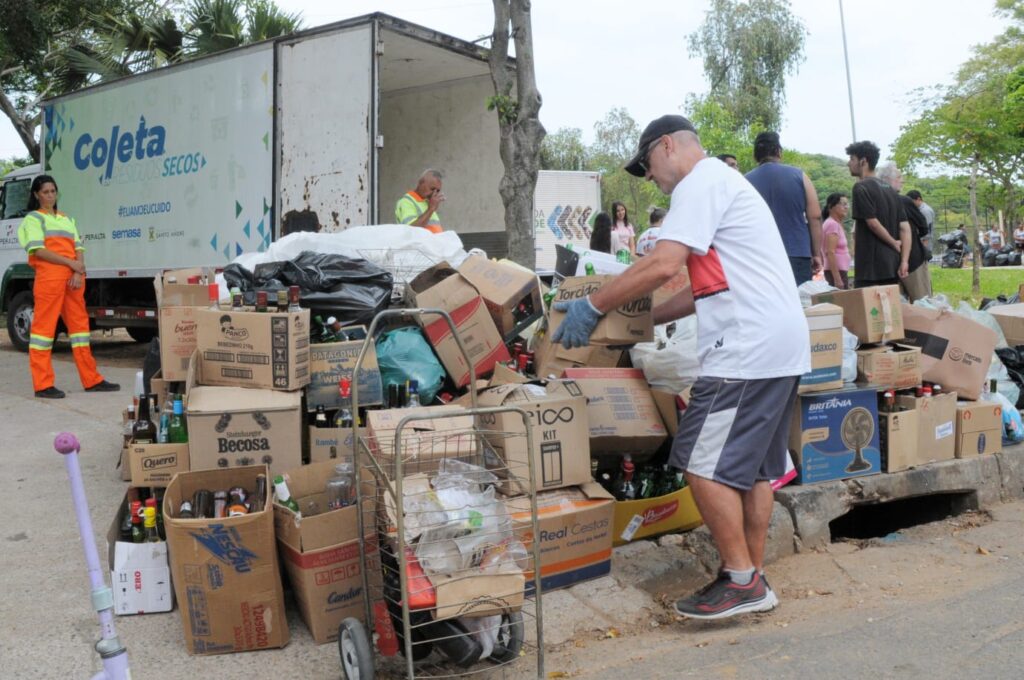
[0,0,1006,168]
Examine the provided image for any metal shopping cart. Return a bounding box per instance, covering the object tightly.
[339,308,545,680]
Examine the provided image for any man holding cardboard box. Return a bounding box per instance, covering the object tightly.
[553,114,809,620]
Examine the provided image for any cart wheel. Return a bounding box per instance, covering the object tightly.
[489,610,524,664]
[338,618,375,680]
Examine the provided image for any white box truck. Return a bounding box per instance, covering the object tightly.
[532,169,602,274]
[1,13,513,350]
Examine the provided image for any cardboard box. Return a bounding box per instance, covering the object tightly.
[955,401,1003,457]
[533,329,625,380]
[800,303,844,394]
[274,461,377,644]
[308,425,365,464]
[107,490,174,615]
[989,303,1024,348]
[163,465,289,655]
[457,255,543,337]
[186,361,303,477]
[150,370,187,409]
[613,485,702,546]
[504,483,615,593]
[650,388,690,438]
[812,285,904,344]
[560,368,668,458]
[790,386,881,484]
[155,270,211,381]
[407,263,510,387]
[549,276,653,345]
[899,304,998,400]
[306,327,383,410]
[856,343,923,390]
[365,405,477,476]
[475,381,591,493]
[896,391,957,464]
[127,441,189,487]
[195,307,310,391]
[879,407,920,472]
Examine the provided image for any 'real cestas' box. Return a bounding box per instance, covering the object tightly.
[195,306,310,391]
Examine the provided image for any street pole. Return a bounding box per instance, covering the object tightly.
[838,0,857,141]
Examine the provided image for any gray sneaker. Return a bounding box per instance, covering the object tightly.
[760,573,779,611]
[674,571,771,620]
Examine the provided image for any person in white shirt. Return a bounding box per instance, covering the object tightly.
[552,115,809,621]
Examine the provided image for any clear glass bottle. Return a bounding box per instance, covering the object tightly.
[326,463,356,510]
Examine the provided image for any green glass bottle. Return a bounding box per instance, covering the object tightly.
[168,397,188,443]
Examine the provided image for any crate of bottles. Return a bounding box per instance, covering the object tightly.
[597,458,702,546]
[163,464,290,655]
[272,460,380,644]
[108,487,174,615]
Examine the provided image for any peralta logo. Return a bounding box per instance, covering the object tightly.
[808,397,853,412]
[218,315,249,341]
[73,116,167,182]
[190,524,258,573]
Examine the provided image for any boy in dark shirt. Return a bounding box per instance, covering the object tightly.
[845,141,911,287]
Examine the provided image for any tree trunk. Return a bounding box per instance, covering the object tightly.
[488,0,545,269]
[969,155,981,296]
[0,90,40,161]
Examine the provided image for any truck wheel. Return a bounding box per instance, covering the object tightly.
[6,290,33,352]
[126,326,157,343]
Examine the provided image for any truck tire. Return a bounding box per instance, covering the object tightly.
[6,290,33,352]
[126,326,157,343]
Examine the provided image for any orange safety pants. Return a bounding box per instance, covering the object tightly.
[29,271,103,392]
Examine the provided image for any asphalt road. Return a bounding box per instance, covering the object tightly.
[3,335,1024,679]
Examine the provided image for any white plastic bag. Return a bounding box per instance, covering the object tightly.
[629,317,700,392]
[841,328,859,383]
[798,279,836,308]
[461,615,501,660]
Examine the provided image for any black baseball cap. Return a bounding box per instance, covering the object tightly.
[624,114,698,177]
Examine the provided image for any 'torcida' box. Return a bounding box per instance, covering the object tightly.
[306,327,383,410]
[475,380,591,493]
[163,465,289,655]
[503,482,614,593]
[185,355,302,476]
[560,367,668,458]
[195,306,310,391]
[813,284,903,344]
[406,263,510,387]
[273,461,377,644]
[789,385,881,484]
[107,489,174,615]
[549,275,653,345]
[799,303,844,394]
[856,343,923,390]
[456,255,543,338]
[896,391,958,464]
[955,400,1002,458]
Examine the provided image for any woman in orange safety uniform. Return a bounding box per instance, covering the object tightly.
[17,175,119,398]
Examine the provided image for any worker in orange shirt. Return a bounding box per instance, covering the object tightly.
[395,169,445,233]
[17,175,119,398]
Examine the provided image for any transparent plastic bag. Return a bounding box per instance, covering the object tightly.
[461,615,501,660]
[629,317,700,392]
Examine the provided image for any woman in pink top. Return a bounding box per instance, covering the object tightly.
[610,201,636,256]
[821,192,851,289]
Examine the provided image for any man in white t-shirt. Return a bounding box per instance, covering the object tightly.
[553,115,810,621]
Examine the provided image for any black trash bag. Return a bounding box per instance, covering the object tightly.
[1001,244,1016,255]
[222,251,393,327]
[983,248,999,267]
[981,293,1021,311]
[995,346,1024,408]
[996,253,1010,266]
[142,336,162,395]
[1010,251,1022,266]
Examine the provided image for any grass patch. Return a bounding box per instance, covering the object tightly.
[929,266,1023,308]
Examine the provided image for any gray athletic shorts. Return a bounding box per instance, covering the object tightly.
[668,375,801,491]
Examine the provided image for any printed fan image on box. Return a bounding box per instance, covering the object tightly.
[791,387,881,484]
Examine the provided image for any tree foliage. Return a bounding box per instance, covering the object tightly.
[687,0,806,133]
[540,126,587,171]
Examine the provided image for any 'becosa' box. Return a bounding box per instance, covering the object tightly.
[789,386,881,484]
[195,306,310,391]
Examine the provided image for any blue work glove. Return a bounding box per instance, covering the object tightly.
[551,296,603,349]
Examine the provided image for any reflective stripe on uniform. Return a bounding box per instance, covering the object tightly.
[44,229,77,239]
[69,332,91,348]
[24,240,44,251]
[398,195,422,224]
[29,333,54,351]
